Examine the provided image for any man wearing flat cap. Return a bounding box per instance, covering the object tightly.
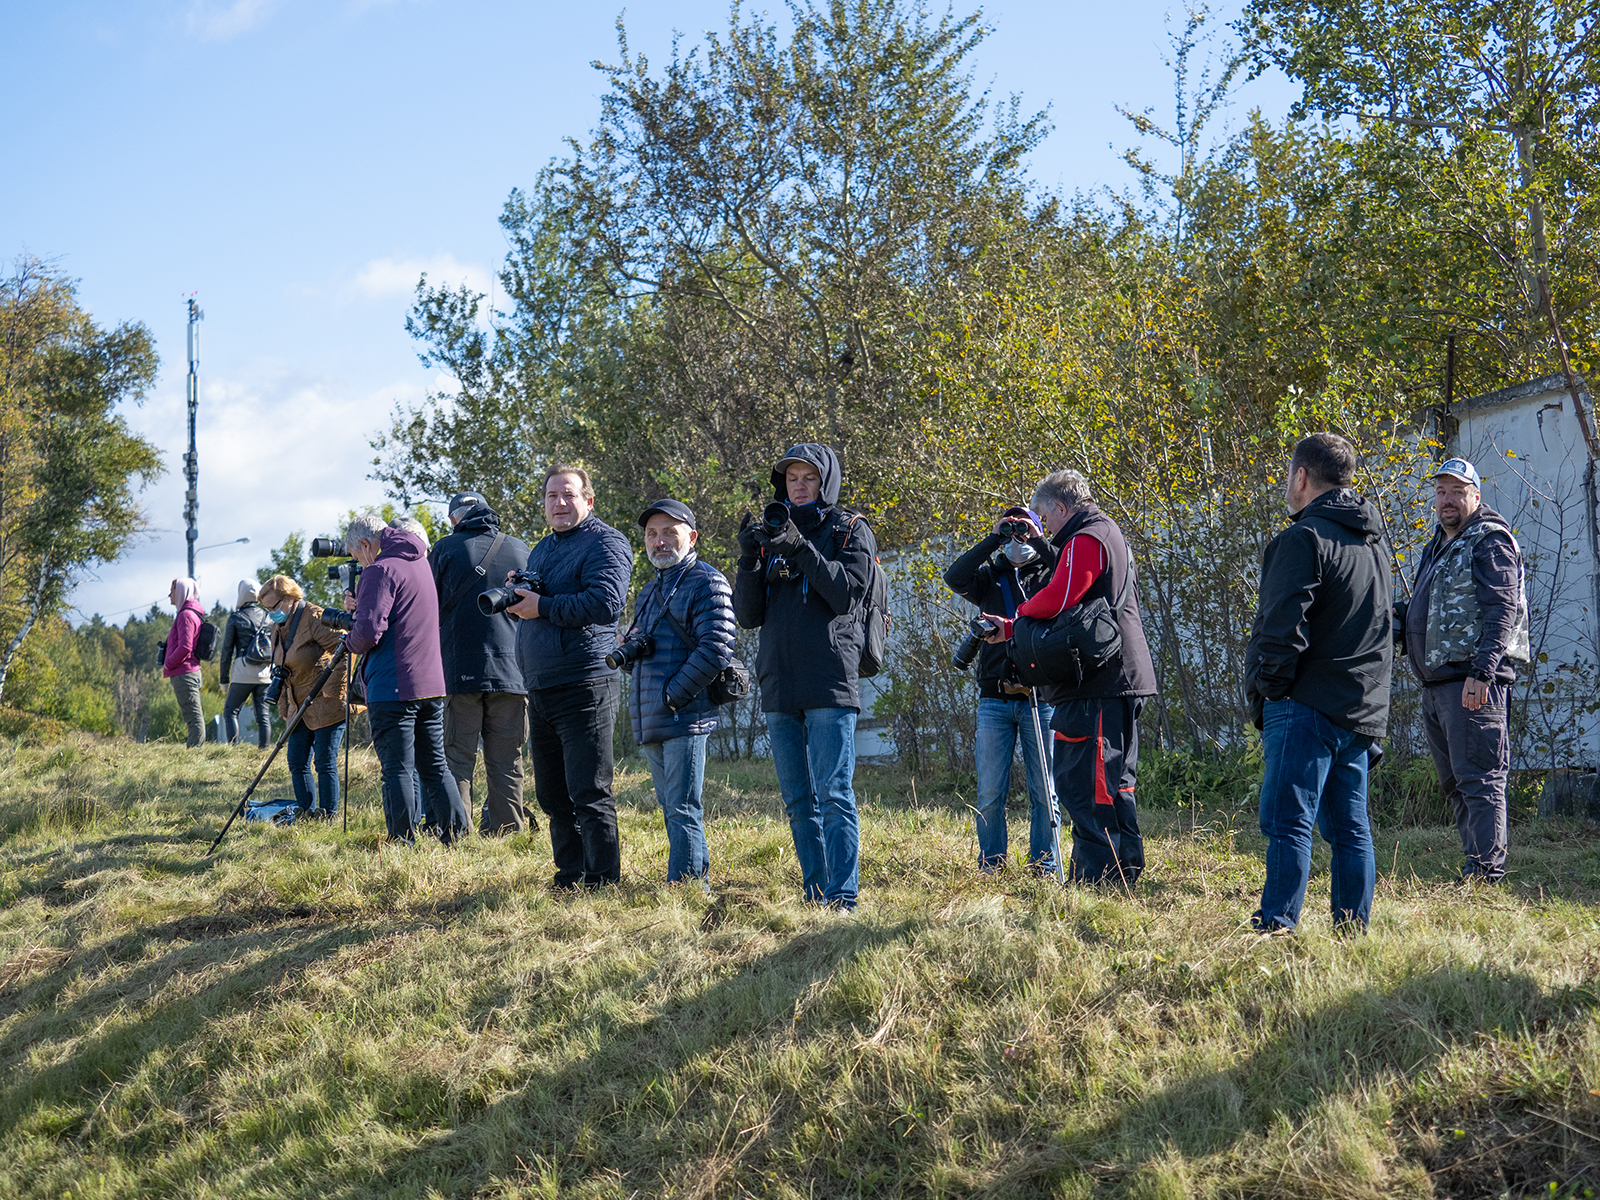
[429,490,533,835]
[1401,457,1530,883]
[621,499,736,885]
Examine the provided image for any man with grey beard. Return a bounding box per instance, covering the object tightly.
[619,500,736,885]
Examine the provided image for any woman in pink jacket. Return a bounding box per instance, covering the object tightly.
[164,577,207,748]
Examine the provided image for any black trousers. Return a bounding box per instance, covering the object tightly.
[1051,695,1145,886]
[369,698,470,844]
[528,675,622,887]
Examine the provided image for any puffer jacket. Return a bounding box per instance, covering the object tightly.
[516,514,634,691]
[1404,503,1529,685]
[270,600,348,730]
[1244,487,1393,737]
[429,501,530,694]
[219,603,273,686]
[732,442,876,713]
[626,552,737,744]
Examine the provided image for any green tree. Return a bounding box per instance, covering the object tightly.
[0,256,162,702]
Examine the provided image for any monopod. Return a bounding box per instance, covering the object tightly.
[207,641,351,856]
[1025,687,1067,886]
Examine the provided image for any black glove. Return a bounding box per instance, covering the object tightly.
[736,512,764,557]
[757,517,805,553]
[1392,601,1408,654]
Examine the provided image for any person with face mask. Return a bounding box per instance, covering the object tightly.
[257,573,350,820]
[943,506,1059,872]
[618,499,736,886]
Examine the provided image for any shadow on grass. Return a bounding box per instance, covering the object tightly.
[992,963,1600,1197]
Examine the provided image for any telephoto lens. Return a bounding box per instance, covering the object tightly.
[762,502,790,537]
[605,634,656,671]
[320,607,355,632]
[263,665,288,707]
[309,537,344,558]
[951,615,997,671]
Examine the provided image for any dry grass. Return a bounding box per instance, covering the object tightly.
[0,732,1595,1198]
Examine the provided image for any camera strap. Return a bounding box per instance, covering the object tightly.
[440,531,508,617]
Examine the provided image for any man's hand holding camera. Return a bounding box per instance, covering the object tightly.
[506,570,543,620]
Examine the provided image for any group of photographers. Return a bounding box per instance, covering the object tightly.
[192,427,1526,924]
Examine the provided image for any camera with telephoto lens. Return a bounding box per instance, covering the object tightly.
[478,570,543,617]
[762,502,790,537]
[263,664,289,707]
[320,607,355,632]
[311,537,362,595]
[606,632,656,671]
[309,537,344,559]
[952,616,998,671]
[999,519,1032,540]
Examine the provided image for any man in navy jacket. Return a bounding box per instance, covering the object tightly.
[622,499,736,885]
[507,466,633,888]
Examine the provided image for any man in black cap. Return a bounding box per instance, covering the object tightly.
[1401,456,1529,883]
[429,490,533,835]
[620,499,736,886]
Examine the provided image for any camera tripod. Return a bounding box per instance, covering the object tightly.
[207,641,352,856]
[1024,687,1067,886]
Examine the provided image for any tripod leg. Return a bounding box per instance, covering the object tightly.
[1028,693,1066,886]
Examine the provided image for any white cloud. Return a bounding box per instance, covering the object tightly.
[187,0,278,40]
[351,255,494,301]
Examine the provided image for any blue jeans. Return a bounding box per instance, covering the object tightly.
[641,734,710,883]
[974,696,1056,871]
[766,709,859,907]
[368,698,471,844]
[1254,698,1375,932]
[286,721,345,815]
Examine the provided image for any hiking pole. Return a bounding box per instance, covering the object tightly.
[342,693,350,836]
[1026,688,1067,886]
[207,641,351,857]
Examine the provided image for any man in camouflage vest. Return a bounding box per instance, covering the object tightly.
[1401,458,1530,883]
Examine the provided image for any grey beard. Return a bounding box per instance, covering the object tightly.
[649,546,689,569]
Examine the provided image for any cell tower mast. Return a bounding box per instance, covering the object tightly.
[184,299,203,579]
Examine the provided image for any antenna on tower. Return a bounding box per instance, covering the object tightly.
[184,298,203,579]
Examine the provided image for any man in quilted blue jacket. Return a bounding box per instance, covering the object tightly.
[622,499,736,885]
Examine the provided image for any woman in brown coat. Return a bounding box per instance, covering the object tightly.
[259,573,349,819]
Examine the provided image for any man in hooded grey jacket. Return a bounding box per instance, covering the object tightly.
[733,444,876,911]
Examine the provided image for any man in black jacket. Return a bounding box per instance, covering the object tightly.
[1244,432,1392,933]
[430,492,533,836]
[507,466,633,888]
[944,507,1057,872]
[734,443,876,911]
[1401,457,1529,883]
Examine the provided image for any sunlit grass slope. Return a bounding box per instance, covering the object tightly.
[0,733,1596,1198]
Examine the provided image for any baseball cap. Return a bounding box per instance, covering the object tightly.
[1431,458,1482,488]
[447,491,487,516]
[638,498,697,529]
[1003,505,1043,525]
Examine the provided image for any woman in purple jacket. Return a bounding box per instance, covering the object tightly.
[164,577,207,748]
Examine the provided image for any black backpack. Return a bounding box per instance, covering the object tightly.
[194,620,218,663]
[833,510,891,678]
[239,610,274,667]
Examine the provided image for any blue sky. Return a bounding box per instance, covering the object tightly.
[1,0,1296,624]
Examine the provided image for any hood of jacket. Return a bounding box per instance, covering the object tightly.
[1296,488,1384,539]
[452,502,501,537]
[377,526,427,562]
[771,443,842,506]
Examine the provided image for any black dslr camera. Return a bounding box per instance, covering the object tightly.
[263,664,289,707]
[952,616,997,671]
[311,537,361,594]
[606,632,655,671]
[479,570,543,617]
[320,607,356,632]
[762,502,790,536]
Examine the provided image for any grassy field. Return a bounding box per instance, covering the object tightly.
[0,733,1596,1199]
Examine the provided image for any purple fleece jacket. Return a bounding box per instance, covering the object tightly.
[347,527,446,702]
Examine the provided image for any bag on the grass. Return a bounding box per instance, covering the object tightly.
[245,797,303,825]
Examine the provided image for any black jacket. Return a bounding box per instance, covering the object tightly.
[733,443,876,713]
[943,533,1055,699]
[428,502,531,694]
[626,552,737,744]
[1244,488,1393,737]
[516,514,634,692]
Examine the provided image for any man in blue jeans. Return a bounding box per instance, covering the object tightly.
[944,507,1058,871]
[734,444,876,911]
[1244,433,1393,933]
